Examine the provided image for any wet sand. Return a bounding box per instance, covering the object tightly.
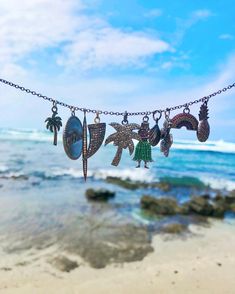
[0,220,235,294]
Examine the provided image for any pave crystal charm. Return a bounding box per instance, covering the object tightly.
[197,101,210,142]
[105,118,141,166]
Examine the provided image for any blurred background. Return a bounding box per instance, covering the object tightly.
[0,2,235,291]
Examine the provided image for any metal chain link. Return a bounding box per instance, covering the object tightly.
[0,78,234,117]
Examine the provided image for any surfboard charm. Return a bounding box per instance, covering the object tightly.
[171,111,198,131]
[63,113,83,160]
[197,101,210,142]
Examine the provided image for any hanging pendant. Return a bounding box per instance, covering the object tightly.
[87,112,106,158]
[160,110,173,157]
[133,115,153,169]
[45,102,62,146]
[63,109,83,160]
[105,111,141,166]
[197,100,210,142]
[82,111,88,181]
[171,106,198,131]
[149,110,162,146]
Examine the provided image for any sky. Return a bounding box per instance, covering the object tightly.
[0,0,234,142]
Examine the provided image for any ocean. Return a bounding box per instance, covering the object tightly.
[0,128,235,260]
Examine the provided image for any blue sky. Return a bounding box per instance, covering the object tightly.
[0,0,234,141]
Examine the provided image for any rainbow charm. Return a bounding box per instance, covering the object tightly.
[171,112,198,131]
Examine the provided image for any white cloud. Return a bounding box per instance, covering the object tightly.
[58,28,170,70]
[0,0,81,66]
[173,9,213,46]
[0,0,170,75]
[144,9,162,18]
[191,9,212,20]
[219,34,234,40]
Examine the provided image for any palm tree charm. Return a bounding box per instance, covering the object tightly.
[105,122,141,166]
[45,104,62,146]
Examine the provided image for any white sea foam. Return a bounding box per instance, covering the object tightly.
[93,168,154,182]
[51,168,91,178]
[0,165,9,173]
[0,129,235,154]
[201,176,235,191]
[173,139,235,154]
[50,167,153,182]
[0,128,59,142]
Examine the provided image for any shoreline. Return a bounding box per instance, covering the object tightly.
[1,220,235,294]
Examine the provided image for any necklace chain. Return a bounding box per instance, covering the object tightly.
[0,78,235,117]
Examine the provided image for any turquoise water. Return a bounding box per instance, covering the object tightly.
[0,128,234,243]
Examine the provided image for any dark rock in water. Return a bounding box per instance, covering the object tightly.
[140,194,229,218]
[49,256,79,272]
[105,176,171,191]
[0,174,28,181]
[161,223,187,234]
[141,195,180,215]
[105,176,147,190]
[85,188,115,202]
[225,191,235,205]
[150,182,171,192]
[187,196,214,216]
[230,203,235,213]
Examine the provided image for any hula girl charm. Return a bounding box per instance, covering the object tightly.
[45,102,62,146]
[133,115,153,169]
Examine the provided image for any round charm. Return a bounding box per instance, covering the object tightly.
[63,116,83,160]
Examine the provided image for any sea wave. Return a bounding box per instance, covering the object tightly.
[0,128,234,154]
[173,139,235,154]
[1,166,234,191]
[0,128,56,142]
[201,176,235,191]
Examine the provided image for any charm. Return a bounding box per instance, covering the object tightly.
[81,112,106,181]
[82,111,88,181]
[105,112,141,166]
[149,110,162,146]
[87,112,106,158]
[197,100,210,142]
[63,109,83,160]
[160,110,173,157]
[171,106,198,131]
[133,115,153,169]
[45,102,62,145]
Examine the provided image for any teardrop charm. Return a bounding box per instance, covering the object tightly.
[149,111,162,146]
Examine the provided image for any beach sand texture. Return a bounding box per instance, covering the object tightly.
[0,221,235,294]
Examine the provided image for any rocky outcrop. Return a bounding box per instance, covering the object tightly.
[161,223,188,234]
[85,189,115,202]
[141,195,180,215]
[141,193,235,218]
[49,256,79,272]
[105,176,171,191]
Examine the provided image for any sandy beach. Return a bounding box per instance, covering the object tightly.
[0,220,235,294]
